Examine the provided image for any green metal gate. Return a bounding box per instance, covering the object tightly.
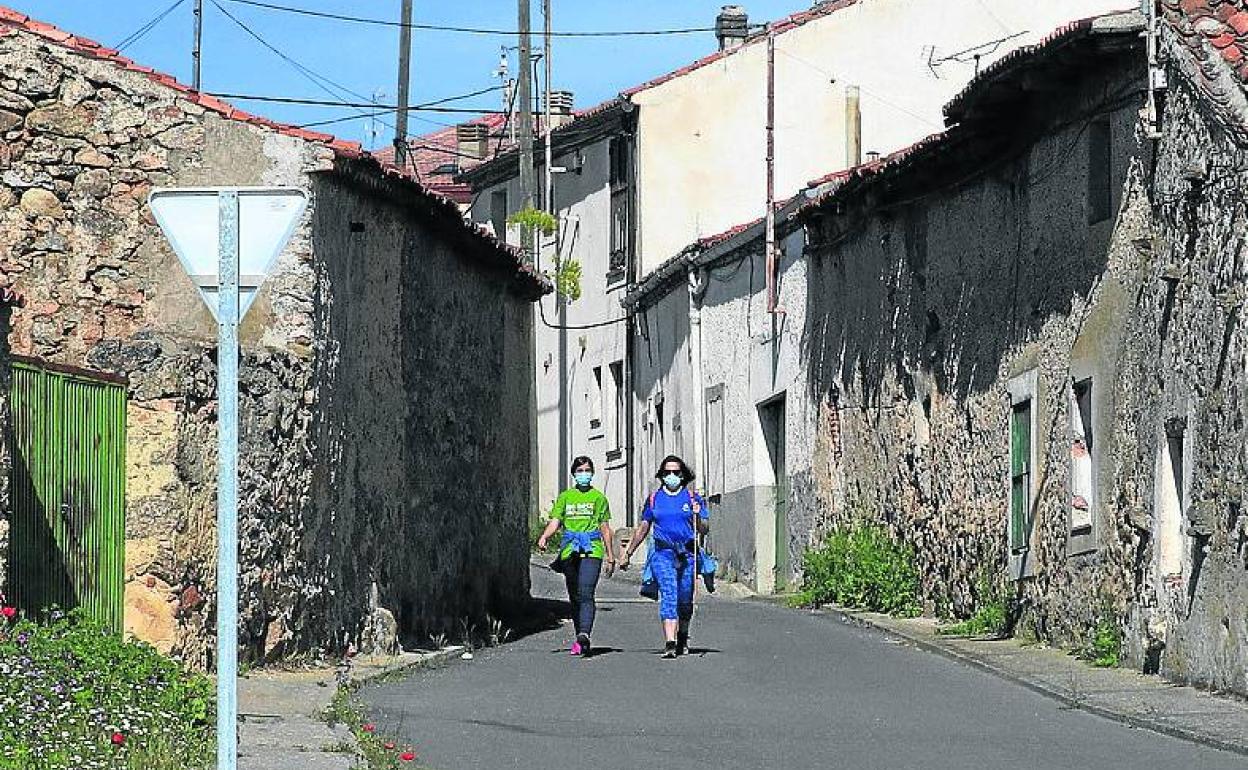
[8,359,126,631]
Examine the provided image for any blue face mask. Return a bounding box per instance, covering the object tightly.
[574,471,593,487]
[662,473,682,490]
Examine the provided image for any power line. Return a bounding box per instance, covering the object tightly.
[117,0,188,51]
[295,85,502,129]
[221,0,719,37]
[207,92,506,113]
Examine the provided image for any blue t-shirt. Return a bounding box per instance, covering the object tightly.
[642,487,709,546]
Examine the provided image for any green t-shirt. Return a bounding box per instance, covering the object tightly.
[550,486,610,559]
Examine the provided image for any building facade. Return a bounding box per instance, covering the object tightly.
[801,5,1248,695]
[0,8,545,667]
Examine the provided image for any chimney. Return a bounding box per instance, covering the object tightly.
[716,5,749,51]
[546,90,575,129]
[456,123,488,162]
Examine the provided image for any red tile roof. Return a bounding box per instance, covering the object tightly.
[374,113,512,204]
[0,5,549,296]
[1163,0,1248,78]
[621,0,861,97]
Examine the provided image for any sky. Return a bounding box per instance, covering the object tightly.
[9,0,809,149]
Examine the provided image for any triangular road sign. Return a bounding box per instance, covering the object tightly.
[148,187,308,321]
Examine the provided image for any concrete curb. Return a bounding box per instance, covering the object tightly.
[347,646,466,689]
[829,607,1248,759]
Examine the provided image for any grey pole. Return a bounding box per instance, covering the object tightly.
[216,190,240,770]
[193,0,203,91]
[394,0,414,169]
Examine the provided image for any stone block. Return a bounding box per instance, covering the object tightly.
[25,103,96,138]
[19,188,63,218]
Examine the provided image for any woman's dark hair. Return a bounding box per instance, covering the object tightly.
[570,455,594,474]
[655,454,695,486]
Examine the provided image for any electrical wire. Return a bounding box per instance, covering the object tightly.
[211,0,394,133]
[221,0,721,37]
[206,92,507,113]
[117,0,188,51]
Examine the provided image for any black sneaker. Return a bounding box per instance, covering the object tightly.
[662,641,678,659]
[676,632,689,656]
[576,633,591,657]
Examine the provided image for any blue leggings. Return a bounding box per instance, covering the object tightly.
[650,547,694,621]
[563,556,602,636]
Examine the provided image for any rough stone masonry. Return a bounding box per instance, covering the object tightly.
[0,14,542,668]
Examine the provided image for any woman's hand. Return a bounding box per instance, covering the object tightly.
[536,535,549,552]
[618,551,631,571]
[604,559,616,578]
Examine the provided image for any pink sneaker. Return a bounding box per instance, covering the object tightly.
[569,641,582,656]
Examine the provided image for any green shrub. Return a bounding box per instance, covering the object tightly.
[938,574,1008,638]
[0,605,214,770]
[791,524,920,616]
[1084,608,1122,668]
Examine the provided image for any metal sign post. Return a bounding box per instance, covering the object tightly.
[215,190,240,770]
[149,187,307,770]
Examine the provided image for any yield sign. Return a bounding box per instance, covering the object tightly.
[148,187,308,321]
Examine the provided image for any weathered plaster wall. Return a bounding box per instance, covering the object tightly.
[305,172,534,649]
[633,0,1131,274]
[628,226,813,593]
[806,62,1141,627]
[468,137,631,528]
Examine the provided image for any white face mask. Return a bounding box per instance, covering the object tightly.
[662,473,682,490]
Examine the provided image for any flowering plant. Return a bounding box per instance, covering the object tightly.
[0,606,214,769]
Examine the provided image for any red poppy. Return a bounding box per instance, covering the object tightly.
[400,752,416,762]
[111,733,126,746]
[0,607,15,620]
[361,723,375,733]
[384,742,396,750]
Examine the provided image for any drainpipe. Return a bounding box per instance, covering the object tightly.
[688,267,709,485]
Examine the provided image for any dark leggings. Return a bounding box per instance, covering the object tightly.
[564,555,603,636]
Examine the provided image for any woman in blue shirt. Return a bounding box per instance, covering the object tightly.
[619,454,709,658]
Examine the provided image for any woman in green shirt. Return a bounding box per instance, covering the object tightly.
[537,456,616,656]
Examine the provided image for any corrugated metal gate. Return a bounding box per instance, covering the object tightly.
[7,359,126,631]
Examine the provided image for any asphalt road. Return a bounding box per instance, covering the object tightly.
[359,567,1246,770]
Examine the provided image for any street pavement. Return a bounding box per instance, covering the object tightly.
[358,567,1247,770]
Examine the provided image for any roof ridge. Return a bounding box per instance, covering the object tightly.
[621,0,861,98]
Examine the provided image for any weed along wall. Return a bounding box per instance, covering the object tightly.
[0,16,541,669]
[800,19,1248,695]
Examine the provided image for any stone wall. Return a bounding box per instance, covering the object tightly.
[804,60,1145,634]
[804,43,1248,694]
[0,26,535,667]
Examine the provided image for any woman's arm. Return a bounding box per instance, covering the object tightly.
[536,514,561,549]
[620,520,651,568]
[599,522,616,577]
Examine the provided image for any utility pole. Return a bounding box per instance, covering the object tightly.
[518,0,536,253]
[543,0,553,223]
[192,0,203,90]
[394,0,414,170]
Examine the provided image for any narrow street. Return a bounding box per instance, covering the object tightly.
[358,567,1245,770]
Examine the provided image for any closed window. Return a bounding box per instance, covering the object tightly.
[1087,119,1111,224]
[1010,399,1033,554]
[609,361,624,450]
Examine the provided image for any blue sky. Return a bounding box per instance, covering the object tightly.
[10,1,804,148]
